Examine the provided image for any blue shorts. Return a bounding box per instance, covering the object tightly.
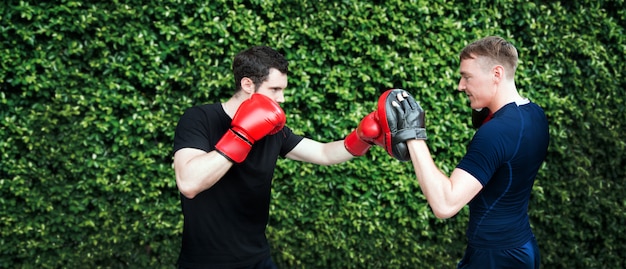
[457,237,540,269]
[179,256,277,269]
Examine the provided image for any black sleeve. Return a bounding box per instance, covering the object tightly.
[278,126,305,157]
[173,106,226,155]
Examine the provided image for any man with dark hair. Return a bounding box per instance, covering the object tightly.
[172,46,387,269]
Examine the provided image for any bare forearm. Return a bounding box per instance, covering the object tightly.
[407,139,484,218]
[325,140,355,164]
[175,150,233,199]
[286,139,354,165]
[407,140,457,218]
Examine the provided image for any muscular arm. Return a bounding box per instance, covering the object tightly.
[174,148,233,199]
[286,138,354,165]
[406,139,483,219]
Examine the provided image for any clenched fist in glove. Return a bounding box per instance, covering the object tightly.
[344,111,383,156]
[215,94,286,163]
[378,89,427,161]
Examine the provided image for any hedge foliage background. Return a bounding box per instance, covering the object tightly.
[1,0,625,268]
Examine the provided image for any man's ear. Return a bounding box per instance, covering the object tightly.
[240,77,255,94]
[492,65,505,82]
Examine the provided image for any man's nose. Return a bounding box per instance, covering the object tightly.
[457,80,465,92]
[275,92,285,103]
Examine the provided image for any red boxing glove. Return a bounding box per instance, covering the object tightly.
[215,94,286,163]
[344,111,383,156]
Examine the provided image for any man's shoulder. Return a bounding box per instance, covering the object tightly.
[181,103,223,118]
[185,103,220,112]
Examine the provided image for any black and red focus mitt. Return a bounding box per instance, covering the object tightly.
[377,89,427,161]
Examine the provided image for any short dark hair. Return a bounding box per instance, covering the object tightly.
[459,36,518,79]
[232,46,289,91]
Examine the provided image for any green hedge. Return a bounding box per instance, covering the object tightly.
[1,0,624,268]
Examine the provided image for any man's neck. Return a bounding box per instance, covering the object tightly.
[489,82,524,112]
[222,92,252,118]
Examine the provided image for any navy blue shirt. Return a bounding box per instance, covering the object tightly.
[173,103,303,268]
[457,100,549,249]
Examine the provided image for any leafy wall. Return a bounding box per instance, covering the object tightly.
[1,0,624,268]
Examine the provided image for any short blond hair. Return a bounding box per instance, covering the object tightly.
[460,36,518,79]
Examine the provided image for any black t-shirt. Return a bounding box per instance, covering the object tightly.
[173,103,303,269]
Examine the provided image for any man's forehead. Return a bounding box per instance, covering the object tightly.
[459,58,476,72]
